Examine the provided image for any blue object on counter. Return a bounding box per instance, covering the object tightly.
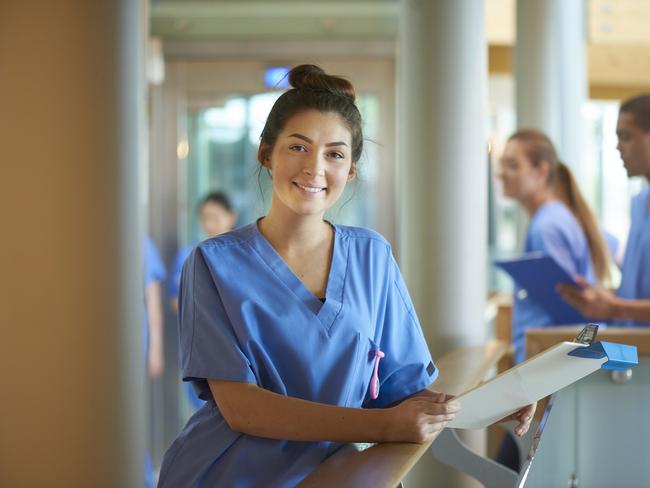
[568,341,638,370]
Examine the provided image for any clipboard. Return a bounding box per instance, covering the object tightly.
[494,253,587,325]
[448,340,638,429]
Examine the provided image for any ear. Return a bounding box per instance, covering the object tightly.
[347,162,357,181]
[537,160,552,181]
[257,144,271,169]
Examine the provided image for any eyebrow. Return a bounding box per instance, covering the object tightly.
[288,133,348,147]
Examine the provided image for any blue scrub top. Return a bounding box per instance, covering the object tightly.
[143,235,166,355]
[158,222,437,487]
[170,243,207,410]
[614,187,650,327]
[168,244,195,300]
[512,201,595,363]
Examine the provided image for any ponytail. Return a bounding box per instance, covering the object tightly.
[554,162,612,284]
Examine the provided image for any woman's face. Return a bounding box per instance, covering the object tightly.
[200,202,235,238]
[261,110,355,218]
[498,139,548,202]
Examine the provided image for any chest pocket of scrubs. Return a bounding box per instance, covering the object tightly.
[346,337,382,406]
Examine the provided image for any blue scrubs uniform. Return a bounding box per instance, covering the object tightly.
[143,236,166,356]
[169,243,206,411]
[143,236,166,488]
[614,187,650,327]
[158,222,437,487]
[512,201,595,363]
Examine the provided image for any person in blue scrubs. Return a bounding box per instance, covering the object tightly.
[169,192,237,314]
[496,130,611,472]
[144,235,166,378]
[169,192,236,410]
[143,235,166,488]
[559,94,650,325]
[498,129,613,364]
[158,64,534,487]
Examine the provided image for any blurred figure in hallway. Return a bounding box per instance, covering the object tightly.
[169,192,237,410]
[143,235,166,487]
[560,94,650,324]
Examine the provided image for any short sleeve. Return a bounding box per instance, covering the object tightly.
[143,236,166,286]
[364,254,437,408]
[179,247,257,400]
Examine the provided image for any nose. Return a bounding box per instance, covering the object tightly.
[303,151,325,177]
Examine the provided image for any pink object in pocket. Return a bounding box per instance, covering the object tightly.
[369,349,385,400]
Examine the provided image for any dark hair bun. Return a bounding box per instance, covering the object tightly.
[288,64,356,102]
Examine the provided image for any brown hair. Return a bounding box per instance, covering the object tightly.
[258,64,363,165]
[508,129,612,283]
[620,94,650,132]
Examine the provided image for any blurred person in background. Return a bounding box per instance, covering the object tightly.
[560,94,650,325]
[168,192,237,314]
[143,235,166,487]
[498,129,613,365]
[169,192,236,411]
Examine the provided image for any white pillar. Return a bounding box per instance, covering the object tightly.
[398,0,488,486]
[0,1,144,486]
[516,0,587,171]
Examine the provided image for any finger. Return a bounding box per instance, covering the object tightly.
[411,398,461,413]
[424,413,457,423]
[573,275,589,288]
[558,286,583,303]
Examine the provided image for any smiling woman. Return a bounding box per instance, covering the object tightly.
[157,64,533,487]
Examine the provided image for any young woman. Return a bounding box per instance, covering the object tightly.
[499,129,612,364]
[159,65,533,487]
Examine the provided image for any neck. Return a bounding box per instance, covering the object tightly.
[259,200,331,253]
[521,189,555,216]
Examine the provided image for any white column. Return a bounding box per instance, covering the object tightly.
[398,0,488,486]
[0,1,143,486]
[516,0,587,171]
[398,0,488,359]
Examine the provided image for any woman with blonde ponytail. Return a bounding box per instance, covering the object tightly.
[498,129,611,364]
[554,161,613,284]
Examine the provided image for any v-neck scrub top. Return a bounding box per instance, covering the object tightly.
[158,222,437,487]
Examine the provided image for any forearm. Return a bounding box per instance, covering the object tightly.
[210,380,389,443]
[612,298,650,321]
[146,283,164,346]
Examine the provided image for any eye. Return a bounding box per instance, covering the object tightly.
[290,144,307,152]
[328,151,345,160]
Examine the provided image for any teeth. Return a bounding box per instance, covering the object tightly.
[296,183,324,193]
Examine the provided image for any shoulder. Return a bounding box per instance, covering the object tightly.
[334,225,397,275]
[334,224,391,248]
[530,201,579,235]
[197,223,257,253]
[632,187,650,212]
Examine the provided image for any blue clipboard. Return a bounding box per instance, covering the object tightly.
[494,253,587,325]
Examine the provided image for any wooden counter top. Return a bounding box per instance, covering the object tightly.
[298,340,509,488]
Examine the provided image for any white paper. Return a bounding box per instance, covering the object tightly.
[447,342,607,429]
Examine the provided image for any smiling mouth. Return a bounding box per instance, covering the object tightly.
[294,182,326,194]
